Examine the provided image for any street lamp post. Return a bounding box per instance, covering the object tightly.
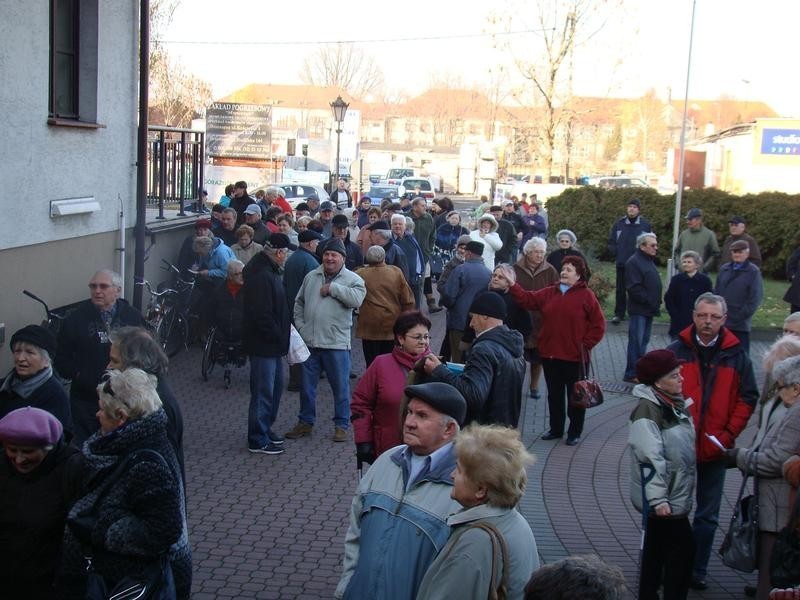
[330,95,349,190]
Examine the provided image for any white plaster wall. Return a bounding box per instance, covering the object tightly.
[0,0,139,252]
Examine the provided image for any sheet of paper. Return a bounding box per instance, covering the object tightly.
[705,433,726,451]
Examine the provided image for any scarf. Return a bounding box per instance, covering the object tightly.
[652,385,686,413]
[226,280,243,298]
[1,365,54,399]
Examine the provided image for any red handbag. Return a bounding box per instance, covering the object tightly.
[569,347,604,410]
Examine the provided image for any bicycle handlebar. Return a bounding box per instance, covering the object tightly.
[134,279,177,298]
[22,289,64,321]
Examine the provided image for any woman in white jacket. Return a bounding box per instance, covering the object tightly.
[469,214,502,270]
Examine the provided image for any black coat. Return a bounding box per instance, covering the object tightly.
[783,248,800,307]
[608,215,652,265]
[0,439,82,600]
[546,248,591,279]
[241,252,290,358]
[494,218,518,265]
[664,271,713,336]
[210,282,244,341]
[155,376,186,490]
[0,370,73,437]
[625,249,662,317]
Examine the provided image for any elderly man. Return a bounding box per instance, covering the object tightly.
[675,208,720,272]
[55,270,145,443]
[392,214,425,309]
[335,382,466,600]
[242,234,293,455]
[667,292,758,590]
[368,220,409,281]
[425,291,526,426]
[355,245,415,366]
[607,198,652,324]
[714,239,763,353]
[623,232,662,382]
[243,204,269,245]
[318,201,337,238]
[409,198,439,312]
[286,239,366,442]
[325,213,363,271]
[217,207,239,247]
[720,215,762,267]
[107,326,185,481]
[441,241,492,363]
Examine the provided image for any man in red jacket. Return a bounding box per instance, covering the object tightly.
[667,292,758,590]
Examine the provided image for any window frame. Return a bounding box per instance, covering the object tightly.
[49,0,80,120]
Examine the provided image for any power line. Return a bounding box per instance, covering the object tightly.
[153,29,543,47]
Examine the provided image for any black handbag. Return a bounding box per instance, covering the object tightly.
[770,490,800,588]
[569,347,604,410]
[719,454,760,573]
[429,250,447,280]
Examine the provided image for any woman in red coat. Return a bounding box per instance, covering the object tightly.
[351,311,432,462]
[506,256,605,446]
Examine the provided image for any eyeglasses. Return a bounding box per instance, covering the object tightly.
[694,312,725,321]
[102,378,115,397]
[406,334,431,341]
[89,283,113,290]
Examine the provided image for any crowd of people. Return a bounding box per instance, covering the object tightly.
[2,177,799,599]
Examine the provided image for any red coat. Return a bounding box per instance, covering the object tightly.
[667,326,758,462]
[508,280,605,362]
[351,346,428,457]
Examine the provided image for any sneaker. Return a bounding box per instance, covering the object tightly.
[284,422,313,439]
[248,442,285,455]
[333,427,348,442]
[267,429,284,445]
[611,315,622,325]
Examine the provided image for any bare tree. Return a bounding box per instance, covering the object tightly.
[300,43,385,100]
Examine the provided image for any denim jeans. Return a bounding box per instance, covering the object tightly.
[299,348,352,429]
[692,460,727,580]
[614,264,627,318]
[625,314,653,379]
[248,356,284,449]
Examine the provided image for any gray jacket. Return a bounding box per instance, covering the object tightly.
[416,504,539,600]
[714,260,763,332]
[628,384,696,516]
[293,265,366,349]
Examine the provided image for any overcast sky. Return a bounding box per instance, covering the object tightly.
[161,0,799,117]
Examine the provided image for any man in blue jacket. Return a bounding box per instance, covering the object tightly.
[607,198,652,325]
[714,239,763,353]
[335,382,466,600]
[624,233,662,382]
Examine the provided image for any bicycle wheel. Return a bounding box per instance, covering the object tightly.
[201,327,217,381]
[160,311,188,358]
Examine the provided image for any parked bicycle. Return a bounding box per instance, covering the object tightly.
[23,289,66,337]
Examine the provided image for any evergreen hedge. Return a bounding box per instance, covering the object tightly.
[545,187,800,278]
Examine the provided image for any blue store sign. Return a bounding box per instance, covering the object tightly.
[760,128,800,155]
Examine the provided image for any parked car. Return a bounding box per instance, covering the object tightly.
[366,184,401,205]
[386,168,416,185]
[596,176,650,189]
[399,177,436,204]
[253,183,332,209]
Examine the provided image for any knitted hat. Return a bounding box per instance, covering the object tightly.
[0,406,62,446]
[556,229,577,244]
[195,218,212,230]
[322,238,347,258]
[469,291,507,320]
[627,198,641,208]
[10,325,57,357]
[404,382,467,426]
[636,349,683,386]
[465,241,484,256]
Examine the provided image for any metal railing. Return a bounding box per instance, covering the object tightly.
[147,126,205,219]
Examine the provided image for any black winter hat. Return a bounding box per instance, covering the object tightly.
[404,382,467,426]
[469,291,507,320]
[332,214,349,227]
[10,325,57,357]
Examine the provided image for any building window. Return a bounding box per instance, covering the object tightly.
[50,0,79,118]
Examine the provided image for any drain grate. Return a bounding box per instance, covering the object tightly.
[600,381,634,394]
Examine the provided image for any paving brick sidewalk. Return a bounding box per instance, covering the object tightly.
[171,311,770,598]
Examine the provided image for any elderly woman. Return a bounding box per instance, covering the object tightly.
[60,368,191,599]
[506,256,605,445]
[514,238,559,399]
[547,229,591,278]
[356,207,382,255]
[295,215,312,233]
[193,234,234,282]
[469,214,503,270]
[416,424,538,600]
[351,311,432,461]
[436,211,469,253]
[0,325,71,434]
[277,214,299,247]
[0,407,82,599]
[355,246,416,366]
[230,224,263,264]
[628,349,696,600]
[664,250,713,340]
[725,355,800,600]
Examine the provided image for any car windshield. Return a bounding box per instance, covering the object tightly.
[402,179,431,191]
[387,169,411,179]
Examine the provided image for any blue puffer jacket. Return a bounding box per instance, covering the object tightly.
[200,237,235,280]
[335,444,460,600]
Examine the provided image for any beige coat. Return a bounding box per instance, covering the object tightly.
[355,263,415,340]
[512,256,559,348]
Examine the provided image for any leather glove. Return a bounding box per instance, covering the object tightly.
[723,448,740,469]
[356,442,375,466]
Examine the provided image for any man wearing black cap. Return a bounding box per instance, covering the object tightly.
[242,233,294,455]
[441,241,492,363]
[367,220,409,282]
[336,382,465,600]
[720,216,761,267]
[714,239,763,353]
[325,213,363,271]
[318,201,337,238]
[286,239,366,442]
[675,208,720,272]
[229,181,254,225]
[607,198,652,324]
[424,291,526,426]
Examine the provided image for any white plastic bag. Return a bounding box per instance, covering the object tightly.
[287,325,310,365]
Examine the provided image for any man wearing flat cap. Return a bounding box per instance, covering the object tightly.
[714,239,763,353]
[335,382,465,600]
[424,291,526,427]
[674,208,720,272]
[720,216,761,268]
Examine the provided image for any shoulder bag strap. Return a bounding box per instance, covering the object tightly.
[470,522,510,600]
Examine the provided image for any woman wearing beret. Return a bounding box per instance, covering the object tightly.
[505,255,606,445]
[628,349,696,600]
[59,368,191,599]
[0,406,82,599]
[546,229,591,279]
[0,325,72,436]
